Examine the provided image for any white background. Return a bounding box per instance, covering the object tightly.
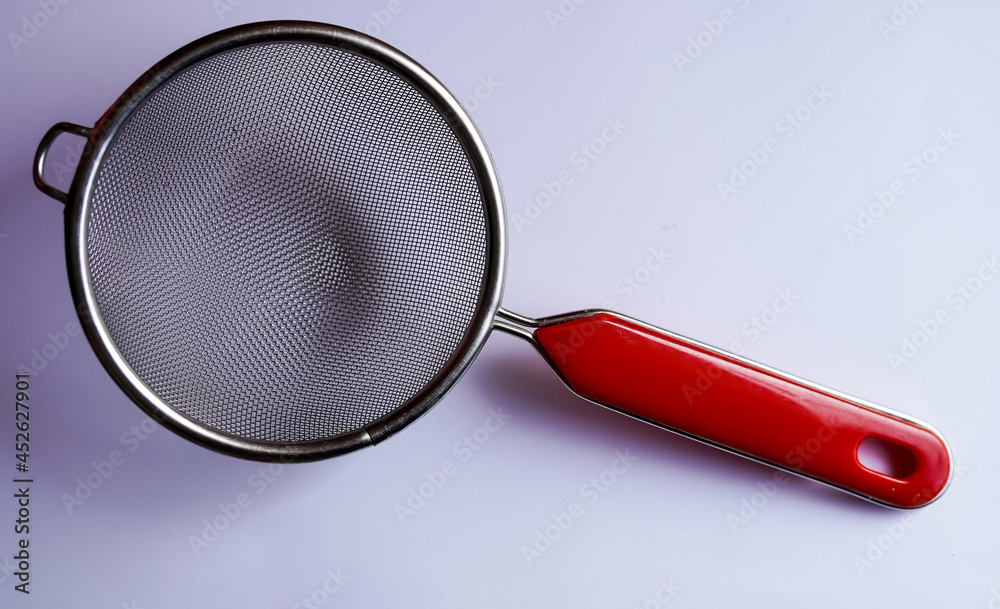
[1,1,998,607]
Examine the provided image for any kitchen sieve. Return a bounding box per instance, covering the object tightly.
[34,21,951,508]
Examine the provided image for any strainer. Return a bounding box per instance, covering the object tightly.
[34,21,951,508]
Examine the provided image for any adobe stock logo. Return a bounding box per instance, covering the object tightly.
[544,0,589,30]
[61,419,159,514]
[877,0,934,40]
[716,86,833,202]
[725,470,791,532]
[987,589,1000,609]
[853,513,918,575]
[512,117,628,233]
[16,321,82,377]
[362,0,404,36]
[542,319,599,366]
[738,288,799,344]
[601,245,671,310]
[843,127,959,244]
[631,578,682,609]
[290,568,349,609]
[393,407,511,523]
[888,255,998,371]
[683,288,800,407]
[188,459,289,556]
[6,0,73,54]
[462,75,501,113]
[852,458,969,575]
[212,0,243,20]
[520,450,638,566]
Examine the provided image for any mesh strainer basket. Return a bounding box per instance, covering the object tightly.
[34,21,951,508]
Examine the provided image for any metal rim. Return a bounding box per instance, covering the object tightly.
[64,21,506,461]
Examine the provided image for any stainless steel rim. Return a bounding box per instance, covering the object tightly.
[63,21,506,461]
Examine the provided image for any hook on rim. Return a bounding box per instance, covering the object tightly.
[33,122,91,204]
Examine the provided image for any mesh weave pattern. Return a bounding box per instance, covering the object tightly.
[86,43,489,442]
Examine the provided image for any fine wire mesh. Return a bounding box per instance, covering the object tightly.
[85,42,489,443]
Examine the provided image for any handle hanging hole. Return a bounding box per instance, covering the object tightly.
[858,437,918,479]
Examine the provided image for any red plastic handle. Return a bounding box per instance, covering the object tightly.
[533,312,951,508]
